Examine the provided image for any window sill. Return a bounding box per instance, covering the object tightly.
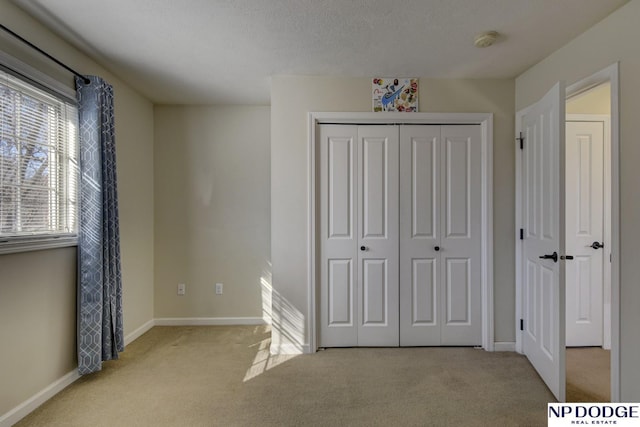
[0,236,78,255]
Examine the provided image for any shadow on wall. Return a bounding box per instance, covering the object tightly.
[270,289,306,354]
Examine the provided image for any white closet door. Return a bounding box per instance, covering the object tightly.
[439,125,482,345]
[400,125,482,346]
[400,126,441,346]
[357,126,399,346]
[320,124,480,348]
[319,125,358,347]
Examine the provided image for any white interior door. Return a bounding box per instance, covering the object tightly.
[518,82,566,401]
[565,120,605,347]
[399,125,482,346]
[357,126,399,346]
[319,125,358,347]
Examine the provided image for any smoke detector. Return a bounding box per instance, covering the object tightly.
[474,31,499,48]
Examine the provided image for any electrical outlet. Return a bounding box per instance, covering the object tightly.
[215,283,223,295]
[177,283,186,296]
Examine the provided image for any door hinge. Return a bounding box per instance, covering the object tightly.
[520,319,524,331]
[519,228,524,240]
[516,132,524,150]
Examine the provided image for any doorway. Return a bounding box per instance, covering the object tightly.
[565,82,612,402]
[515,63,620,402]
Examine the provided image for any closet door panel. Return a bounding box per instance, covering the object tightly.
[358,126,399,346]
[319,125,358,347]
[328,260,353,325]
[362,259,388,324]
[445,258,471,324]
[411,258,437,324]
[411,136,438,238]
[362,137,387,238]
[400,126,441,346]
[440,125,482,345]
[444,136,471,238]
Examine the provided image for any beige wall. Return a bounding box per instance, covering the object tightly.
[515,0,640,399]
[0,248,76,416]
[154,106,271,320]
[0,2,155,416]
[270,76,515,351]
[566,82,611,115]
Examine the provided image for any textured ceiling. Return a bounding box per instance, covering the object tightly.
[11,0,629,104]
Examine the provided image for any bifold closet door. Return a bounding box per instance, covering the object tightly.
[319,125,358,347]
[357,126,399,346]
[319,125,399,347]
[400,125,482,346]
[399,126,441,345]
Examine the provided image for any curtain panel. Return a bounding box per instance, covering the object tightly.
[75,76,123,375]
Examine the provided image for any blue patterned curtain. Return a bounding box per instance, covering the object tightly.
[75,76,123,375]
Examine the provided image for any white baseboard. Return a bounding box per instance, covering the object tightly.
[0,369,80,427]
[3,317,267,425]
[494,342,516,352]
[1,318,154,427]
[124,319,155,346]
[154,317,267,326]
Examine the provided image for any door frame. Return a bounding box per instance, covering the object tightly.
[515,63,620,401]
[307,112,494,352]
[565,114,611,349]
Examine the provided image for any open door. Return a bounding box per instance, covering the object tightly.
[517,82,566,401]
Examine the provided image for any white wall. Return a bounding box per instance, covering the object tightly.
[154,106,271,320]
[270,76,515,352]
[515,0,640,399]
[0,2,155,416]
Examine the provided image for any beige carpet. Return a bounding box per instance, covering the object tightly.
[566,347,610,402]
[16,326,556,427]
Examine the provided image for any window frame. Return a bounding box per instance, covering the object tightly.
[0,51,79,255]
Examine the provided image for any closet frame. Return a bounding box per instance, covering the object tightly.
[307,112,494,353]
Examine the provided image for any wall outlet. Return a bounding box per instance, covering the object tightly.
[215,283,223,295]
[177,283,186,296]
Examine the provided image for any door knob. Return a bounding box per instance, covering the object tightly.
[590,241,604,250]
[539,252,558,263]
[360,246,367,251]
[434,246,440,251]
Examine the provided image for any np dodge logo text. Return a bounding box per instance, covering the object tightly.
[549,405,639,418]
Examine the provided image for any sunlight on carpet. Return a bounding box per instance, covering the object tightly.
[243,337,298,382]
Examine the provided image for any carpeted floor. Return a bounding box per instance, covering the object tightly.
[16,326,557,427]
[566,347,610,402]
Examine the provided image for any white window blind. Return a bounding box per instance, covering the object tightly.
[0,68,79,251]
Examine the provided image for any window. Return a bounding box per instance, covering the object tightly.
[0,68,79,253]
